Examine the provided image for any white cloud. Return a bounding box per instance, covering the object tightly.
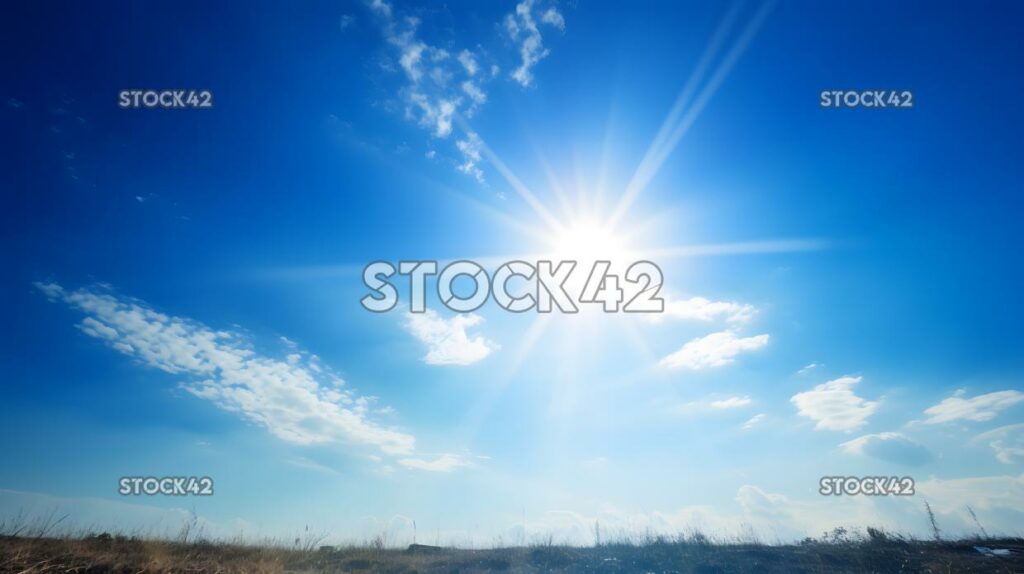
[840,432,933,465]
[455,131,485,183]
[79,316,118,340]
[368,2,559,180]
[339,14,356,31]
[461,80,487,105]
[790,375,878,432]
[727,477,1024,541]
[974,424,1024,464]
[370,7,498,182]
[397,453,468,472]
[668,395,754,416]
[656,296,756,323]
[922,389,1024,424]
[841,432,904,454]
[710,396,752,409]
[34,282,438,463]
[797,362,820,375]
[404,309,498,366]
[505,0,564,87]
[36,281,64,299]
[742,413,765,429]
[915,474,1024,515]
[408,92,458,138]
[659,331,768,370]
[457,49,478,76]
[505,478,1024,544]
[398,41,426,82]
[540,7,565,30]
[285,456,340,475]
[369,0,391,18]
[504,13,520,40]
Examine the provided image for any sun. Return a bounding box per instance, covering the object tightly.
[549,218,630,264]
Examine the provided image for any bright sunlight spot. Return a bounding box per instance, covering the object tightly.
[550,219,630,264]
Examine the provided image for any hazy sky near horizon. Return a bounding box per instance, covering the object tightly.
[2,0,1024,544]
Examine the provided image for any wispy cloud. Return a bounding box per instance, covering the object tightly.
[668,395,754,416]
[505,0,565,87]
[655,296,756,323]
[456,131,485,183]
[797,362,820,375]
[285,456,340,475]
[33,281,446,465]
[369,0,392,18]
[711,396,752,409]
[367,0,563,184]
[915,474,1024,516]
[370,1,492,154]
[974,424,1024,464]
[922,389,1024,424]
[457,49,479,76]
[404,310,499,366]
[791,375,878,432]
[742,413,765,430]
[461,80,487,105]
[659,331,768,370]
[539,7,565,30]
[840,432,933,466]
[397,453,468,472]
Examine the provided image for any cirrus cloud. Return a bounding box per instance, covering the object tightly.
[34,281,465,472]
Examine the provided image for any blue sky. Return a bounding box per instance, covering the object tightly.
[2,0,1024,544]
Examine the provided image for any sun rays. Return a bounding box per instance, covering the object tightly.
[254,0,816,446]
[445,1,796,440]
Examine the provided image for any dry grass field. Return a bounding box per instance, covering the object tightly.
[1,531,1022,573]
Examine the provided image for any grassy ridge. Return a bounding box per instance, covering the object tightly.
[2,533,1022,573]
